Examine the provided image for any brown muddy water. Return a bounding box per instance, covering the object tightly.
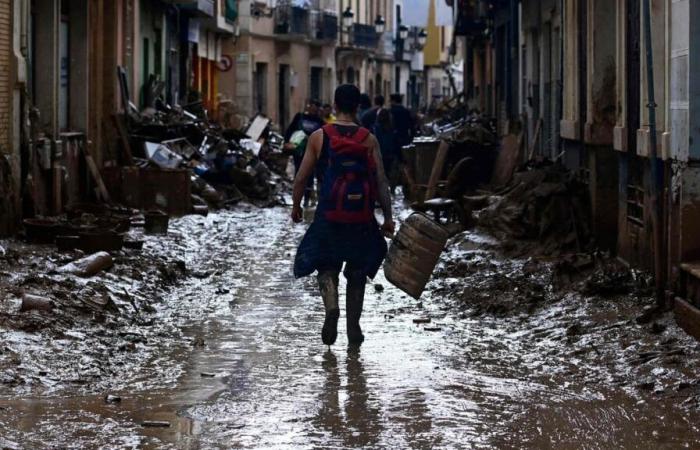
[2,204,700,449]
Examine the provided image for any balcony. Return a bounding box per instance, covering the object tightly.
[274,2,338,43]
[350,23,378,49]
[455,0,489,36]
[311,12,338,41]
[170,0,215,18]
[274,5,310,36]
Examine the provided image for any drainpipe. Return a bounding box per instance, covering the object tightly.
[642,0,664,306]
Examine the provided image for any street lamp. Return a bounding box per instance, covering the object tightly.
[342,6,354,29]
[398,24,409,40]
[417,29,428,47]
[374,15,386,34]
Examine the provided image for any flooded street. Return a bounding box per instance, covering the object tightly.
[3,203,700,449]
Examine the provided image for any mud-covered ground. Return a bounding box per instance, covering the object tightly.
[1,200,700,448]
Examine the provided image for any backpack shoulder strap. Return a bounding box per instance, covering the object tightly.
[322,124,339,138]
[351,127,370,143]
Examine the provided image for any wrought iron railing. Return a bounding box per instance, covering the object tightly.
[311,12,338,41]
[275,1,338,42]
[274,4,309,35]
[351,23,378,48]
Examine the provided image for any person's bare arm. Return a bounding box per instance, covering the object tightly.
[367,135,395,234]
[291,130,322,222]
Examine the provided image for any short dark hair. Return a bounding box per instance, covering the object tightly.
[334,84,361,114]
[377,108,393,132]
[359,93,372,110]
[390,93,403,104]
[322,103,332,109]
[309,99,322,108]
[374,95,385,107]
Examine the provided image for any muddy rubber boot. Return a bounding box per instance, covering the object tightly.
[318,271,340,346]
[346,277,366,345]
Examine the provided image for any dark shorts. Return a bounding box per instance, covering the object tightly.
[294,213,388,280]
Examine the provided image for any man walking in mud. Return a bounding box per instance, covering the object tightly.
[291,84,395,346]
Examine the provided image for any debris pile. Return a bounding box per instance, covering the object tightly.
[121,109,289,211]
[112,68,291,214]
[403,110,498,204]
[477,161,592,256]
[22,204,145,254]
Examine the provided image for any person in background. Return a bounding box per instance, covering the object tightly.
[292,84,395,347]
[284,100,325,206]
[321,104,336,124]
[361,94,385,129]
[389,93,415,148]
[373,108,401,193]
[358,93,372,122]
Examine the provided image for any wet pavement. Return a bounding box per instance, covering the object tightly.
[2,203,700,448]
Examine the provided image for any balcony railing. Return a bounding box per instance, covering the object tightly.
[311,12,338,41]
[351,23,378,49]
[170,0,215,18]
[455,0,489,36]
[274,5,309,35]
[275,2,338,42]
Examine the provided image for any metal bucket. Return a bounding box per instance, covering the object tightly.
[383,213,450,299]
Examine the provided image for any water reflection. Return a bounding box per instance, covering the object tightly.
[394,388,440,449]
[314,347,382,448]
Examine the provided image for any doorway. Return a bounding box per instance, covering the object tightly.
[255,63,268,115]
[278,64,290,129]
[310,67,323,102]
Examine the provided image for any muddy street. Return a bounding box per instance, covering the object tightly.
[2,203,700,449]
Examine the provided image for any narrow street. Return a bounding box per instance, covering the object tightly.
[3,202,700,449]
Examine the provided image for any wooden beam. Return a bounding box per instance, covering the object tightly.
[112,114,134,165]
[424,140,450,201]
[675,297,700,341]
[83,140,111,203]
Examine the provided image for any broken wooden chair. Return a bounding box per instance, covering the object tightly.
[411,140,470,228]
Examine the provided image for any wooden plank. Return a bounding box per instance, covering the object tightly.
[491,133,523,186]
[424,140,450,201]
[527,118,543,161]
[82,142,111,203]
[112,114,134,165]
[675,297,700,341]
[681,262,700,281]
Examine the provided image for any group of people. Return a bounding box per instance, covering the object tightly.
[284,92,416,206]
[289,84,418,348]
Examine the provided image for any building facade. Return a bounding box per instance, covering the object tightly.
[424,0,458,109]
[457,0,700,335]
[233,0,337,130]
[0,0,20,235]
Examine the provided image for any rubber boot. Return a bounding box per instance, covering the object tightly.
[318,271,340,345]
[346,275,366,345]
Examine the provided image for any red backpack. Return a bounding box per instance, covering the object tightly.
[320,124,378,224]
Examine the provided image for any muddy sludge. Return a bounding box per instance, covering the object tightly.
[1,204,700,448]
